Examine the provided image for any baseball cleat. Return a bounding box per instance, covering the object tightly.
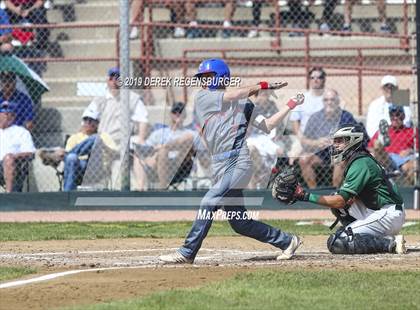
[277,235,302,260]
[159,251,193,264]
[394,235,407,254]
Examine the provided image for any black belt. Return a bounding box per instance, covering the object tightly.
[395,204,403,211]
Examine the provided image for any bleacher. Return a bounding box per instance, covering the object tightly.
[25,0,415,191]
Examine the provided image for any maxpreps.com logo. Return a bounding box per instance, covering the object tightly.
[197,209,259,221]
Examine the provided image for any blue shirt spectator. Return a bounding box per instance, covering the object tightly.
[0,9,12,36]
[0,72,34,130]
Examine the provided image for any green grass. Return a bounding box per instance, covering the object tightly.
[66,270,420,310]
[0,221,419,241]
[0,266,36,282]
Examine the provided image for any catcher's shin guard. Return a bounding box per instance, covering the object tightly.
[327,227,394,254]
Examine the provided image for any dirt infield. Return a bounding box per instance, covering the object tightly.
[1,235,419,310]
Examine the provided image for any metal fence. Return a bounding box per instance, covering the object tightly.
[0,0,417,193]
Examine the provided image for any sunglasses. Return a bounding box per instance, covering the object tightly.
[310,75,325,80]
[83,117,98,123]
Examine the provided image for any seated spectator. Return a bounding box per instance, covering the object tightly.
[366,75,412,139]
[4,0,50,50]
[298,89,358,188]
[220,0,235,38]
[0,8,13,53]
[0,101,35,192]
[247,90,288,189]
[85,67,149,190]
[135,102,195,190]
[0,71,34,130]
[286,0,315,37]
[171,1,198,39]
[39,108,117,191]
[322,0,391,33]
[247,0,264,38]
[368,104,418,182]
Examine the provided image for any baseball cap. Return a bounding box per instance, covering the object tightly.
[171,102,185,114]
[381,75,397,87]
[389,104,404,115]
[108,67,120,77]
[82,108,100,121]
[0,101,16,113]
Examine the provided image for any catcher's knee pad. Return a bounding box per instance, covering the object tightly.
[327,231,350,254]
[327,228,392,254]
[330,208,356,227]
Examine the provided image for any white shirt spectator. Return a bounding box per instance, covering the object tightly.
[146,126,196,159]
[85,90,148,145]
[365,96,412,138]
[0,125,35,161]
[289,90,324,132]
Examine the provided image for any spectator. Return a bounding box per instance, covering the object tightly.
[62,109,117,191]
[84,67,149,189]
[319,0,339,33]
[286,0,314,37]
[39,108,117,191]
[368,104,418,181]
[247,0,264,38]
[298,89,358,188]
[129,0,199,39]
[0,101,35,192]
[172,1,199,38]
[247,90,288,189]
[288,67,326,161]
[220,0,235,38]
[129,0,142,40]
[321,0,391,33]
[0,8,13,53]
[135,102,195,190]
[4,0,50,49]
[365,75,412,139]
[0,71,34,130]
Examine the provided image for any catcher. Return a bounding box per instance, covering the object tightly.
[272,123,406,254]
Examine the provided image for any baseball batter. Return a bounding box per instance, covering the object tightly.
[273,123,406,254]
[159,58,304,264]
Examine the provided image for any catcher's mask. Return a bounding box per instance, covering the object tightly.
[330,123,364,164]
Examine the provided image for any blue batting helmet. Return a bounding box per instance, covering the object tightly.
[194,58,230,90]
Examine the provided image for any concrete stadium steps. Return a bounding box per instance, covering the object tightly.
[58,40,140,58]
[50,27,120,41]
[66,2,414,24]
[43,61,117,79]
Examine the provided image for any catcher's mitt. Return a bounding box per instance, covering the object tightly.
[271,167,299,205]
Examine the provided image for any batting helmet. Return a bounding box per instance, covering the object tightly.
[194,58,230,90]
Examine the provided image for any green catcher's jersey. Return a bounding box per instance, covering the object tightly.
[338,156,403,210]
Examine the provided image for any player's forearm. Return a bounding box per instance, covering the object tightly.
[304,193,346,209]
[222,84,261,103]
[137,122,148,144]
[265,105,291,132]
